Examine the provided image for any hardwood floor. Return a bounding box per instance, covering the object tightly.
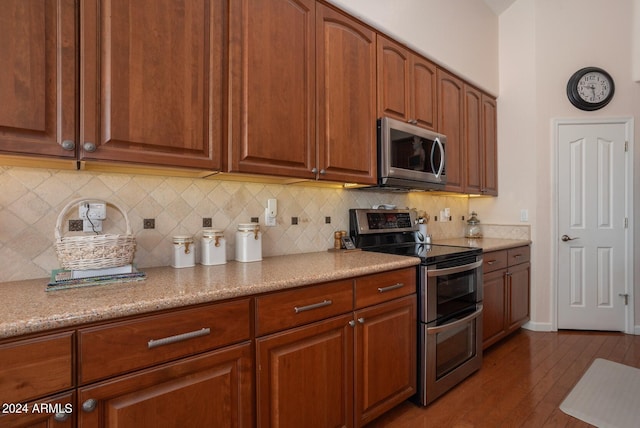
[371,329,640,427]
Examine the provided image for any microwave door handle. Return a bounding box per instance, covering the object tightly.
[429,141,437,175]
[434,137,445,178]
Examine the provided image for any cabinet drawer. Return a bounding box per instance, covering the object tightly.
[355,268,416,309]
[508,246,530,265]
[483,250,508,273]
[78,298,250,384]
[255,280,353,336]
[0,332,73,403]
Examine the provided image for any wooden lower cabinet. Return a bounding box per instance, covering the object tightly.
[0,391,75,428]
[256,314,354,428]
[256,281,417,427]
[77,342,253,428]
[507,261,531,332]
[482,246,531,349]
[355,296,416,427]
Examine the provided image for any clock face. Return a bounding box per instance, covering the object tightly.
[576,71,611,104]
[567,67,615,111]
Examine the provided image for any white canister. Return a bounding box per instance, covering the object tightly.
[235,223,262,262]
[172,235,195,268]
[201,229,226,265]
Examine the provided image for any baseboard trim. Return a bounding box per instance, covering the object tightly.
[522,321,554,332]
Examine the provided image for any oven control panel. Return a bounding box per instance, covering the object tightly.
[349,209,417,235]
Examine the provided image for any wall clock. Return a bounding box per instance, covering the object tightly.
[566,67,615,111]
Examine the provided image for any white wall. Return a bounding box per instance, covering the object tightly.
[325,0,499,94]
[472,0,640,330]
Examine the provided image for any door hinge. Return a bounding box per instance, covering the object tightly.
[625,217,629,228]
[625,141,629,152]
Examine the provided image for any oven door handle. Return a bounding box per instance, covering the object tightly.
[427,304,483,334]
[426,259,483,277]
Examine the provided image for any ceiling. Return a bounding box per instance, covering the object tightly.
[483,0,517,15]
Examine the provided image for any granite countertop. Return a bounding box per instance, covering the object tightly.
[0,251,420,340]
[436,237,532,252]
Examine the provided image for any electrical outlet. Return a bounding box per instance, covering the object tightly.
[83,219,102,232]
[79,202,107,220]
[143,219,155,229]
[520,209,529,222]
[203,217,212,228]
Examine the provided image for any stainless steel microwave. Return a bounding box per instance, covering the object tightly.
[376,117,447,191]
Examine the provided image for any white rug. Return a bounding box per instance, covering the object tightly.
[560,358,640,428]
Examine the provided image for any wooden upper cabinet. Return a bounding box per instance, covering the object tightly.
[80,0,225,169]
[464,85,483,194]
[229,0,315,178]
[411,56,438,130]
[464,85,498,195]
[377,36,410,121]
[437,68,464,193]
[316,4,377,184]
[377,36,436,130]
[482,94,498,195]
[0,0,77,158]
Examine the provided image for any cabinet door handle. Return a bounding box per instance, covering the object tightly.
[357,317,365,324]
[294,299,332,313]
[377,282,404,293]
[54,412,70,422]
[486,260,497,265]
[82,399,97,413]
[147,327,211,349]
[61,140,75,151]
[83,142,97,152]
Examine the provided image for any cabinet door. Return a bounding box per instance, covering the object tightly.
[80,0,224,169]
[437,69,464,193]
[410,56,437,130]
[256,314,354,428]
[354,296,416,427]
[507,262,530,332]
[229,0,315,178]
[482,269,507,349]
[317,4,377,184]
[377,36,410,122]
[77,342,253,428]
[481,94,498,195]
[0,0,76,158]
[464,85,482,194]
[0,391,74,428]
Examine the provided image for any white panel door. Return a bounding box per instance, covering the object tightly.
[557,121,629,331]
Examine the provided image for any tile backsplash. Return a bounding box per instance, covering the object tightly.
[0,166,470,282]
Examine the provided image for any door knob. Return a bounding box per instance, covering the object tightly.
[561,235,579,242]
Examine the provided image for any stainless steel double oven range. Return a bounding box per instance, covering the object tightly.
[350,208,483,406]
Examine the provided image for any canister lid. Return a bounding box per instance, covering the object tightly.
[173,235,194,243]
[467,211,480,225]
[202,228,224,238]
[237,223,260,231]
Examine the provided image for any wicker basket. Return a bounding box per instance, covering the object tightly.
[55,198,136,270]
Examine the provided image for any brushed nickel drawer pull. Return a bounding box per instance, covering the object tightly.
[147,327,211,349]
[294,299,332,313]
[377,282,404,293]
[487,260,497,265]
